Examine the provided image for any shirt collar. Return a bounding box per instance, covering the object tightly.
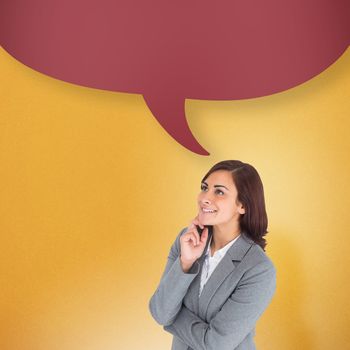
[205,233,241,258]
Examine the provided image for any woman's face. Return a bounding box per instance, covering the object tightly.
[197,170,245,227]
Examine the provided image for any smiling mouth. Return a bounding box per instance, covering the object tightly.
[201,208,217,213]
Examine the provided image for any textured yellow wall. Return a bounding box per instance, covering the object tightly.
[1,47,350,349]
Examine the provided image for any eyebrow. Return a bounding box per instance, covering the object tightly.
[202,181,229,191]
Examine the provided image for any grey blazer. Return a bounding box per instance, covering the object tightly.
[149,227,276,350]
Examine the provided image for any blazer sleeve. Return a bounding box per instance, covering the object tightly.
[163,258,276,350]
[149,227,201,326]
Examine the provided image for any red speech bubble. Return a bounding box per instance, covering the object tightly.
[1,0,349,155]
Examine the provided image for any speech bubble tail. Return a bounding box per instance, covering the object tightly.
[143,95,209,156]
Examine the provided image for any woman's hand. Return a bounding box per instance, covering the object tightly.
[180,217,209,272]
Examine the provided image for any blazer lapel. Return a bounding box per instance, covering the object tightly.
[198,233,254,319]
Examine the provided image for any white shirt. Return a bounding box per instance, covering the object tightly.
[199,234,241,296]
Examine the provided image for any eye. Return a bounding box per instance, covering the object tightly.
[201,184,208,192]
[215,189,224,195]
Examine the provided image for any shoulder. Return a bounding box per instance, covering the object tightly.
[239,234,276,278]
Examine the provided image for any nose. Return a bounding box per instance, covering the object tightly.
[200,192,212,205]
[203,197,210,204]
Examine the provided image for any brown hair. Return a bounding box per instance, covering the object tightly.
[201,160,268,250]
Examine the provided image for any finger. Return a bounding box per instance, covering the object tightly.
[194,215,204,227]
[192,229,200,246]
[192,217,204,229]
[187,222,195,232]
[200,227,209,244]
[186,223,200,244]
[183,232,198,246]
[187,231,199,246]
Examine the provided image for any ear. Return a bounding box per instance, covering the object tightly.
[238,203,245,215]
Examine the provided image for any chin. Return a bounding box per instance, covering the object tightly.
[198,215,214,226]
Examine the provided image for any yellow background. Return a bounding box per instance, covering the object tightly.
[1,46,350,349]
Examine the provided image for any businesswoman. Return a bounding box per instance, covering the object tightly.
[149,160,276,350]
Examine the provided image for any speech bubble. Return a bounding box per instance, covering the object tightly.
[0,1,349,155]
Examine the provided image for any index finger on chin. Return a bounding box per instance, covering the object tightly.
[192,216,204,229]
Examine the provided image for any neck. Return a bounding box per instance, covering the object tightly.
[211,221,241,251]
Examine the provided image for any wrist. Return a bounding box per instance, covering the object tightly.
[180,256,195,273]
